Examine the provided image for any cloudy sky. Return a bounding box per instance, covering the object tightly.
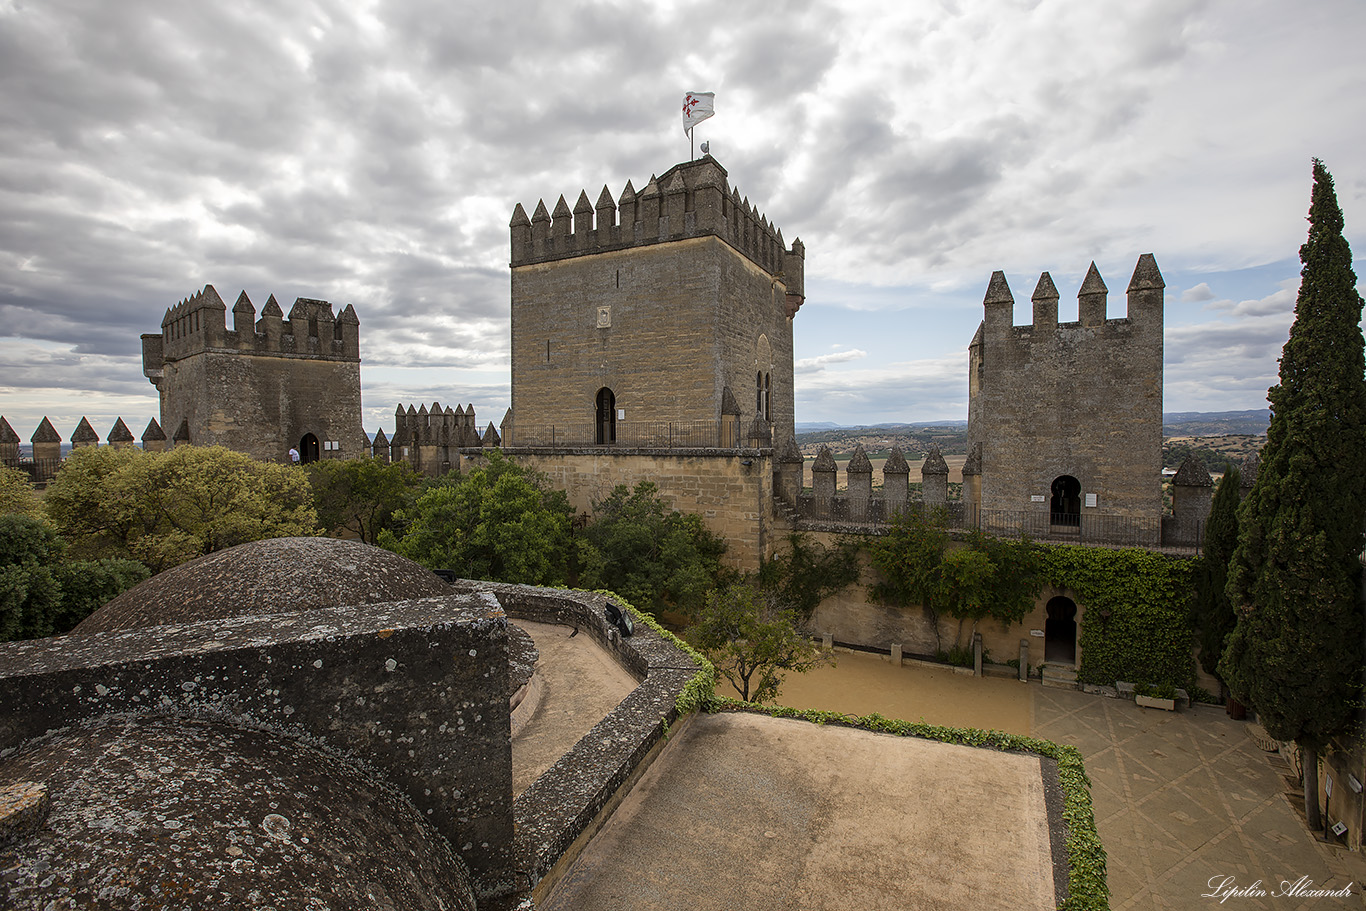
[2,0,1364,442]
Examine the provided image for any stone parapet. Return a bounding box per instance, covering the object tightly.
[0,594,513,885]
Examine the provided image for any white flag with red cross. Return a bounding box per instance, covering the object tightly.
[682,92,715,135]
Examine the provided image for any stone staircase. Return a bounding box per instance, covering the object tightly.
[1041,664,1078,690]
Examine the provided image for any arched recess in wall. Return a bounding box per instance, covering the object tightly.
[299,433,320,464]
[1044,595,1078,665]
[1050,475,1081,527]
[754,334,772,420]
[595,387,616,445]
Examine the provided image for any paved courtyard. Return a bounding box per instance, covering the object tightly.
[1033,687,1365,909]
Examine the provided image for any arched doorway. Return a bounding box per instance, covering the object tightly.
[1045,596,1078,665]
[1050,475,1081,526]
[595,388,616,444]
[299,433,321,464]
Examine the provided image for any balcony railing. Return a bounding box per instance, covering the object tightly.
[793,496,1200,550]
[506,420,731,449]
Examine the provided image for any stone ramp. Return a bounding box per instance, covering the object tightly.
[511,621,639,796]
[540,711,1061,910]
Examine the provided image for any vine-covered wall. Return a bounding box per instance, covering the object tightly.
[1038,545,1196,690]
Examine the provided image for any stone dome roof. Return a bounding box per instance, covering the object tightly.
[0,713,475,911]
[75,537,452,636]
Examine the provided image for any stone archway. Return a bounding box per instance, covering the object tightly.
[1050,475,1081,527]
[595,387,616,445]
[1044,595,1078,665]
[299,433,321,464]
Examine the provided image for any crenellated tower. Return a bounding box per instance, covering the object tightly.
[507,156,804,451]
[965,255,1164,532]
[142,284,365,463]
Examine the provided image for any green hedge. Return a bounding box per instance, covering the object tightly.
[1038,545,1195,691]
[713,698,1109,911]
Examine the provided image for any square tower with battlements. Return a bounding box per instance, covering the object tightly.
[506,156,804,450]
[963,255,1164,535]
[141,285,366,463]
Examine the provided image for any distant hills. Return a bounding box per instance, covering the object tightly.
[1160,410,1269,436]
[795,410,1269,460]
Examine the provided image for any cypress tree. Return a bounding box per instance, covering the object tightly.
[1195,464,1240,683]
[1220,160,1366,830]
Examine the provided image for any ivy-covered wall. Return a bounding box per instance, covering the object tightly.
[1039,545,1196,690]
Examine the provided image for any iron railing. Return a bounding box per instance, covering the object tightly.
[507,420,730,449]
[793,495,1201,550]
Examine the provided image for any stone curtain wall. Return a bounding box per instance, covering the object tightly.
[508,448,776,571]
[800,527,1071,671]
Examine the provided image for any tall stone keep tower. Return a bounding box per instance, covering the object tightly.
[964,255,1164,529]
[506,156,804,449]
[141,285,366,463]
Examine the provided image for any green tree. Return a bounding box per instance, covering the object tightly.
[0,465,43,519]
[49,558,149,634]
[867,509,1042,650]
[381,452,573,585]
[1194,466,1241,684]
[1220,160,1366,830]
[686,582,831,703]
[756,532,861,623]
[307,456,420,544]
[45,446,319,571]
[578,482,728,619]
[0,514,148,641]
[0,514,62,641]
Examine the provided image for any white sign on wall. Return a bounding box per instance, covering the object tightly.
[1085,493,1098,508]
[1031,495,1045,502]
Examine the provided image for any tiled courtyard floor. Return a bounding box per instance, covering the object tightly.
[1033,687,1364,909]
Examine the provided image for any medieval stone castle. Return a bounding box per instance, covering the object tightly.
[3,155,1217,564]
[3,154,1218,656]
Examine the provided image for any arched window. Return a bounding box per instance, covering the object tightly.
[1050,475,1081,527]
[596,387,616,445]
[756,371,763,416]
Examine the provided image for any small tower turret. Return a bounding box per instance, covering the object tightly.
[141,418,167,453]
[812,446,837,501]
[1078,262,1108,327]
[108,418,135,450]
[921,443,949,507]
[1126,253,1164,325]
[1031,272,1059,330]
[882,445,910,513]
[232,291,256,337]
[70,417,99,450]
[983,271,1014,335]
[0,417,20,466]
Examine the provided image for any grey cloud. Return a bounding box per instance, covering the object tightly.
[1181,282,1215,302]
[795,349,868,372]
